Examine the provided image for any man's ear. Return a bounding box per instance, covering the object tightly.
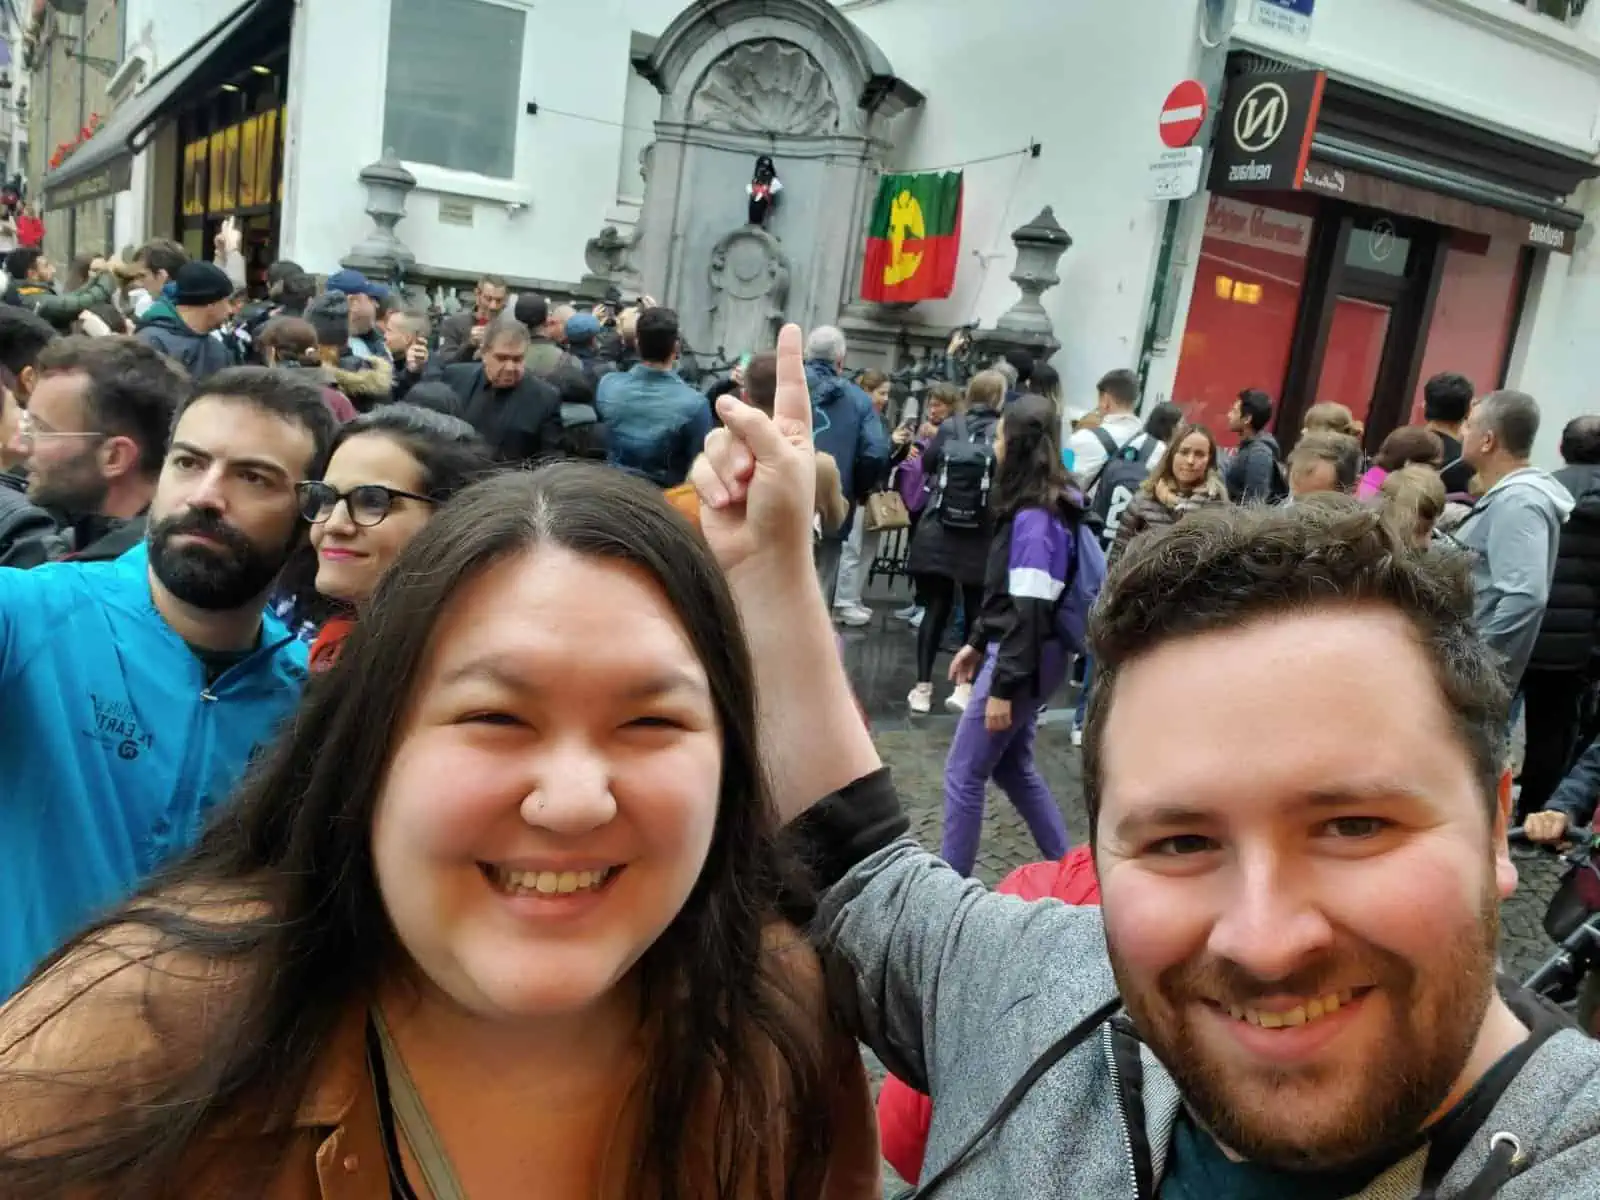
[99,435,144,485]
[16,365,35,404]
[1493,767,1518,900]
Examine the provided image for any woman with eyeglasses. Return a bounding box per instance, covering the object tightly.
[297,403,493,670]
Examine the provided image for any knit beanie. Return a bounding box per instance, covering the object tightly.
[172,261,234,307]
[307,291,350,348]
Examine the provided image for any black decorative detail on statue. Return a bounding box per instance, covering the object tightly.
[746,155,783,227]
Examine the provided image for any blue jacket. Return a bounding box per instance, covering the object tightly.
[1549,735,1600,828]
[0,545,308,998]
[596,363,714,487]
[806,361,890,539]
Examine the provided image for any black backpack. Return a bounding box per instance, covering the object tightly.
[1088,427,1159,549]
[558,401,609,461]
[930,413,998,531]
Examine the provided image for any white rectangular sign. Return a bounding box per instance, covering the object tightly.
[1251,0,1314,41]
[1148,147,1205,201]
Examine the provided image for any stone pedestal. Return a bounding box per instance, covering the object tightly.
[341,153,417,284]
[990,207,1072,355]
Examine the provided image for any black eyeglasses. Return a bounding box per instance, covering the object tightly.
[296,481,436,528]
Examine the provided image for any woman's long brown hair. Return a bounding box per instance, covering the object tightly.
[0,463,830,1199]
[1143,422,1219,497]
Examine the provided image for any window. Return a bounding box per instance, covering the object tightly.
[383,0,527,180]
[1172,196,1316,445]
[1408,234,1528,424]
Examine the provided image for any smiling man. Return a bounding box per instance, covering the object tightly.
[0,366,336,999]
[815,498,1600,1197]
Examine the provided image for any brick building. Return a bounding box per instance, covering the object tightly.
[23,0,122,264]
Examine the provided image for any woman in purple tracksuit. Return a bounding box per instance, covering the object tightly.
[942,394,1087,875]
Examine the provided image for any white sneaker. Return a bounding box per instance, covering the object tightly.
[834,604,873,628]
[894,603,921,621]
[909,609,924,630]
[907,682,933,714]
[1070,725,1084,747]
[945,683,973,713]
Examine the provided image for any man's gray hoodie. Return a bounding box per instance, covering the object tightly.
[1451,467,1574,689]
[820,840,1600,1198]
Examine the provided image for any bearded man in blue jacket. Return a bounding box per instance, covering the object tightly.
[0,364,335,998]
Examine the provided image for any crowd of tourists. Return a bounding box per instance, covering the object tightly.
[0,224,1595,1197]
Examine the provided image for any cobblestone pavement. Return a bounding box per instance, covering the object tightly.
[862,716,1568,1194]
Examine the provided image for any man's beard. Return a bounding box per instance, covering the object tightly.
[1110,886,1501,1172]
[27,451,107,517]
[147,508,295,612]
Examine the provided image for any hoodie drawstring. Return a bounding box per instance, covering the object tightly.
[1452,1132,1524,1199]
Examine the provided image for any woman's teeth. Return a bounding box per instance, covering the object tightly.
[486,865,616,895]
[1226,989,1357,1029]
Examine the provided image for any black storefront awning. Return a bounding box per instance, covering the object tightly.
[41,0,280,211]
[1306,76,1595,250]
[1213,55,1599,255]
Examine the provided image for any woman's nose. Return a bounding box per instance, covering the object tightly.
[519,743,617,834]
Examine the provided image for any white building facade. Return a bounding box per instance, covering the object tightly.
[36,0,1600,460]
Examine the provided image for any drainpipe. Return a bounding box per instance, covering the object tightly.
[70,15,83,257]
[1136,0,1239,402]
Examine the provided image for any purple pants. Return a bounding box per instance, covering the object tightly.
[941,643,1069,876]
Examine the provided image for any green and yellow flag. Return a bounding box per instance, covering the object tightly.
[861,171,963,304]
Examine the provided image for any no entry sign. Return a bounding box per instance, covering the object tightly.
[1159,80,1209,148]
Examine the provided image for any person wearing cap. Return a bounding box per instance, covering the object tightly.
[133,261,241,381]
[564,310,616,385]
[324,268,393,367]
[301,291,393,414]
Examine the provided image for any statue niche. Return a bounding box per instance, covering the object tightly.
[688,40,841,137]
[707,226,791,357]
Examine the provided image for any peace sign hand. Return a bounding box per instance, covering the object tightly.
[692,323,816,582]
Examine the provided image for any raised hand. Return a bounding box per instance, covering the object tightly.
[692,323,815,582]
[690,323,881,822]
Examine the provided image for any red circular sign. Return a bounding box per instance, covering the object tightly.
[1159,80,1209,148]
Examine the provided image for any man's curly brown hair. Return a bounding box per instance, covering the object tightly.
[1080,496,1509,843]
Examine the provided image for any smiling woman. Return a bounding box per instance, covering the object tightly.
[0,464,878,1199]
[294,403,495,670]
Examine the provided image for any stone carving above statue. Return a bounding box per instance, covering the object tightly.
[707,225,791,357]
[688,40,841,137]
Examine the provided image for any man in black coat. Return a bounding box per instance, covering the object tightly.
[1520,414,1600,815]
[417,317,562,465]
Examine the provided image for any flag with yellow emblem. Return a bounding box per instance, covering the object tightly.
[860,171,963,303]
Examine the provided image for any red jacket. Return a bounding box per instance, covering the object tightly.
[876,846,1101,1184]
[16,214,43,248]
